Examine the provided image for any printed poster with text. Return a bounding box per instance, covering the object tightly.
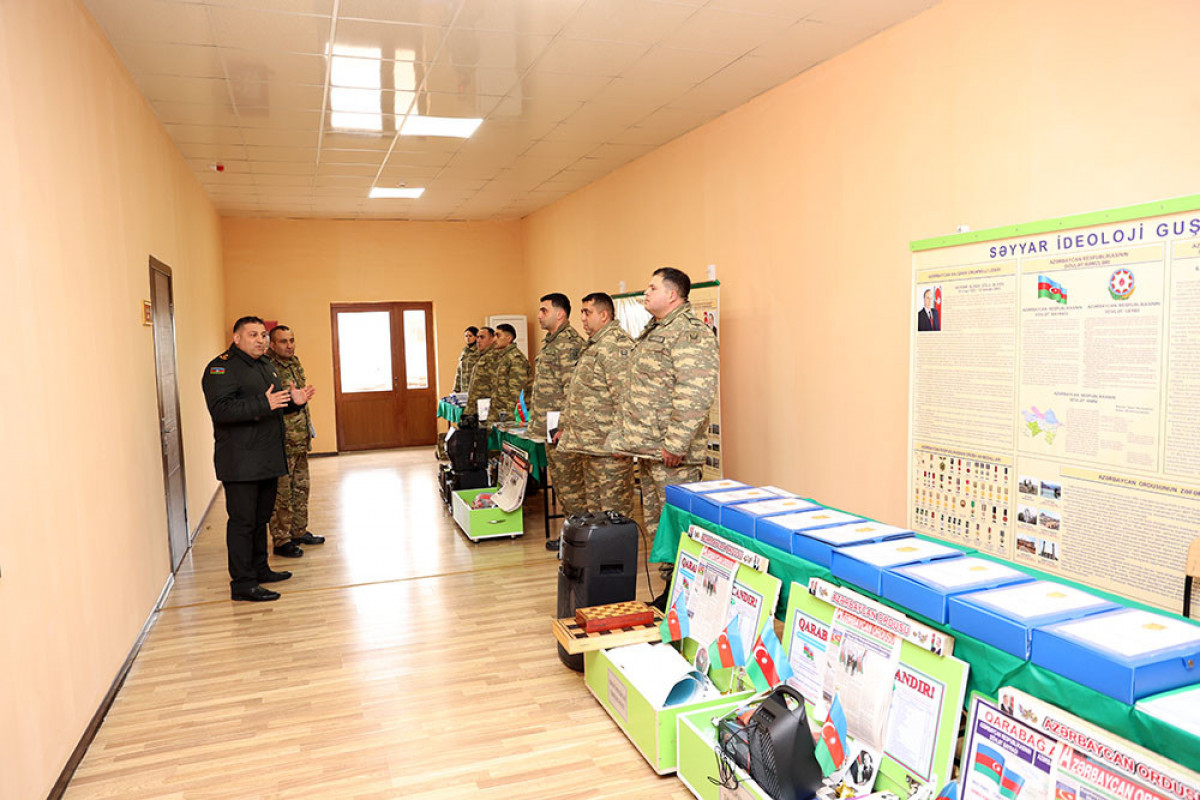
[910,204,1200,611]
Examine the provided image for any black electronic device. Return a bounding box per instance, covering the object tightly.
[555,511,640,670]
[746,685,824,800]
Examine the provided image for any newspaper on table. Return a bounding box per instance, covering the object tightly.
[492,441,529,513]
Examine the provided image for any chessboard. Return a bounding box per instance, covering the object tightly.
[576,601,656,633]
[553,606,665,655]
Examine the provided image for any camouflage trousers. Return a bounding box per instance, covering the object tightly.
[547,443,587,516]
[270,449,309,546]
[639,460,702,561]
[582,454,636,518]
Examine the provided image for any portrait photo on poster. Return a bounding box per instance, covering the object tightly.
[917,286,942,332]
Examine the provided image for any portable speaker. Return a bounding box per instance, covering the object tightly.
[747,685,824,800]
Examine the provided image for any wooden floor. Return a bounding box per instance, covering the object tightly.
[66,448,688,799]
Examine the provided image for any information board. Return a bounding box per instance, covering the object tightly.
[909,197,1200,613]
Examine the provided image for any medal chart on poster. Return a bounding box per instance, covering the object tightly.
[910,204,1200,611]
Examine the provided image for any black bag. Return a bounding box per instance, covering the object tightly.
[448,426,489,472]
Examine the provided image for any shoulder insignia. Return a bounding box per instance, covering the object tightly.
[209,366,226,375]
[219,353,230,360]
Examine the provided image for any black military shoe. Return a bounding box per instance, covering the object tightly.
[545,537,560,552]
[231,585,281,602]
[273,542,303,558]
[292,532,325,545]
[257,570,292,583]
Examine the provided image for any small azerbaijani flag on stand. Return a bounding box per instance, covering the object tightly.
[999,766,1026,800]
[746,625,793,691]
[1037,275,1068,304]
[935,778,960,800]
[934,286,943,329]
[814,694,848,775]
[708,613,746,669]
[973,743,1006,787]
[659,590,690,643]
[516,389,529,425]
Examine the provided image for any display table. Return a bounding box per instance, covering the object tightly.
[649,503,1200,773]
[436,401,547,481]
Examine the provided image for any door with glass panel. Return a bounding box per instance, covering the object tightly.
[330,301,437,451]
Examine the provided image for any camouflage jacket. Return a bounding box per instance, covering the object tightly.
[268,352,312,452]
[527,324,584,439]
[453,343,480,393]
[489,344,532,424]
[559,320,633,456]
[464,346,499,415]
[609,302,718,464]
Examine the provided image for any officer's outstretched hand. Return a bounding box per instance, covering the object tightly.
[287,380,315,405]
[265,384,291,410]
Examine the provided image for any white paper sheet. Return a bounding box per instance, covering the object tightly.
[680,479,747,492]
[607,642,719,708]
[545,410,560,443]
[687,548,737,645]
[965,580,1111,621]
[703,487,782,504]
[477,398,490,421]
[895,557,1027,590]
[822,608,902,751]
[805,522,911,546]
[1136,684,1200,737]
[737,497,820,516]
[759,485,798,497]
[771,509,862,531]
[838,539,960,568]
[1049,609,1200,657]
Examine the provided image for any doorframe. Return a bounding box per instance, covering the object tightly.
[149,257,191,566]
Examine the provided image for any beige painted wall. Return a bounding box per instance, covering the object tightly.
[0,0,226,796]
[221,218,525,450]
[522,0,1200,529]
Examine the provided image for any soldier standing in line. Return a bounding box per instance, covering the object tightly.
[202,316,315,602]
[266,325,324,559]
[453,326,480,393]
[487,323,532,423]
[559,292,635,522]
[528,293,586,551]
[609,268,718,568]
[464,326,497,417]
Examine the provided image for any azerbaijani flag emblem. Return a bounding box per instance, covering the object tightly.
[746,625,793,691]
[814,694,848,775]
[1037,275,1068,304]
[516,389,529,425]
[1000,766,1026,799]
[708,613,746,669]
[973,743,1006,786]
[659,591,690,643]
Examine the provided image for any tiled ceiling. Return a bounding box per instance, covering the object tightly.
[83,0,937,220]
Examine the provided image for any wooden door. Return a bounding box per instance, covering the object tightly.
[331,301,437,451]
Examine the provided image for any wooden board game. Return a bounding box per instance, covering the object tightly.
[553,608,664,655]
[575,601,656,633]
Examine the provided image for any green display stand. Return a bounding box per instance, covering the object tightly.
[676,702,774,800]
[450,487,522,541]
[584,530,782,774]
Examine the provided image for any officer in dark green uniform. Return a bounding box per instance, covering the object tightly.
[202,316,315,602]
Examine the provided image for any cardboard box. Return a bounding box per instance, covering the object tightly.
[450,487,522,541]
[691,486,786,526]
[719,496,821,538]
[791,521,913,569]
[830,538,965,596]
[881,556,1033,624]
[946,580,1118,658]
[1031,608,1200,704]
[755,508,863,556]
[663,479,749,514]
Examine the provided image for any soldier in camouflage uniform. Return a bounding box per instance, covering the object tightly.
[267,325,324,558]
[559,292,636,520]
[487,323,532,423]
[529,293,586,549]
[464,326,497,416]
[609,268,718,560]
[453,326,480,393]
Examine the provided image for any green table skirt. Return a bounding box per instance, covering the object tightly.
[650,504,1200,773]
[437,400,547,481]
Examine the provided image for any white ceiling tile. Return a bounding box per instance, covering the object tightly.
[605,122,681,146]
[518,71,611,102]
[753,19,875,71]
[239,108,324,130]
[113,42,225,78]
[619,46,737,83]
[197,172,257,186]
[420,64,517,98]
[164,123,245,144]
[316,163,379,177]
[254,174,318,186]
[176,141,250,160]
[490,96,583,126]
[245,145,319,162]
[375,149,455,167]
[203,0,334,12]
[223,49,329,85]
[520,138,596,161]
[136,74,229,104]
[187,157,253,174]
[808,0,937,29]
[591,75,696,108]
[660,7,788,55]
[535,38,649,76]
[241,127,320,147]
[84,0,216,45]
[441,29,553,71]
[707,0,823,21]
[153,100,240,126]
[456,0,585,36]
[209,7,331,54]
[562,0,695,45]
[376,164,443,180]
[253,161,319,175]
[564,101,655,129]
[541,117,627,143]
[338,0,458,25]
[320,131,393,149]
[334,19,444,60]
[319,148,388,165]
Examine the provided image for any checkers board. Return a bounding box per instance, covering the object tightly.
[576,601,656,633]
[553,607,665,655]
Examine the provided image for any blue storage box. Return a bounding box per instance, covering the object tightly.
[1031,608,1200,704]
[755,508,862,555]
[719,496,820,538]
[881,556,1033,624]
[830,538,964,595]
[691,487,785,525]
[663,479,749,514]
[791,521,913,569]
[947,580,1118,658]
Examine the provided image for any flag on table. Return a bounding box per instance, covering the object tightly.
[814,694,848,775]
[935,779,959,800]
[746,625,793,691]
[1037,275,1068,304]
[516,390,529,425]
[708,613,746,669]
[659,591,690,643]
[973,743,1006,786]
[1000,766,1026,800]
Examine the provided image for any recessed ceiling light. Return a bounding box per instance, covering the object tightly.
[400,115,483,138]
[369,187,425,199]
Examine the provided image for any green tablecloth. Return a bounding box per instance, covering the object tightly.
[651,504,1200,773]
[437,401,547,481]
